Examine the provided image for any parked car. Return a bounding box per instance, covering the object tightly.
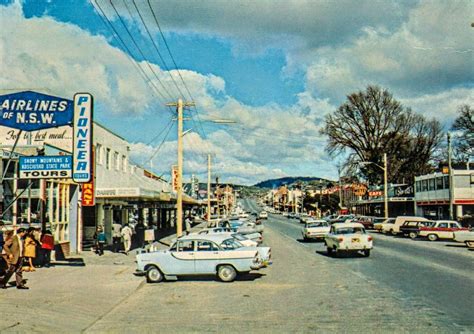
[135,235,265,283]
[302,220,331,241]
[299,214,312,224]
[259,211,268,220]
[324,223,373,257]
[373,217,390,231]
[254,219,264,234]
[382,216,429,235]
[399,220,435,239]
[356,216,374,229]
[453,230,474,248]
[418,220,469,241]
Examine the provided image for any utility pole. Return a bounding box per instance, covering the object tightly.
[167,99,195,238]
[207,153,211,224]
[448,133,454,220]
[383,153,388,220]
[338,166,343,210]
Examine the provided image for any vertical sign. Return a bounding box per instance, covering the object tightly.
[172,165,178,192]
[81,147,95,206]
[73,93,93,183]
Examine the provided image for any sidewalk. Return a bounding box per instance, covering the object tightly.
[0,224,205,333]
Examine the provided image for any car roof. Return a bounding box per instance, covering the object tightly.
[306,220,328,223]
[178,234,231,243]
[333,222,365,228]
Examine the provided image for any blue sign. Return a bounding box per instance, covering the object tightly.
[0,91,73,131]
[19,155,72,179]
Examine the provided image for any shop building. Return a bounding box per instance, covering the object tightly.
[414,170,474,220]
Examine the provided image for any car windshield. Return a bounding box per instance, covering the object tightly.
[220,238,244,250]
[334,227,366,235]
[231,234,247,241]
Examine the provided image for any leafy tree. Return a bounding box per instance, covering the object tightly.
[322,85,443,184]
[451,104,473,164]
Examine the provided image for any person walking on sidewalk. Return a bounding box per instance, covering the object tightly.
[95,227,106,256]
[24,228,37,272]
[121,224,133,255]
[112,220,122,253]
[1,228,29,289]
[40,229,54,268]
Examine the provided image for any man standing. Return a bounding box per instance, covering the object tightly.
[1,228,29,289]
[120,224,133,255]
[112,220,122,253]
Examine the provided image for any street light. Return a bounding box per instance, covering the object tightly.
[359,153,388,220]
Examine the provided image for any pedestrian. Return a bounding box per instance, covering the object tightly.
[95,227,106,256]
[1,228,29,289]
[24,228,37,272]
[0,222,5,253]
[135,220,145,248]
[112,220,122,253]
[185,216,192,235]
[121,224,133,255]
[0,230,14,280]
[40,229,54,268]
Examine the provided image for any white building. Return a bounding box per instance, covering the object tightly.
[414,170,474,220]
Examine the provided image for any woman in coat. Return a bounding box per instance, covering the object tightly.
[24,228,37,272]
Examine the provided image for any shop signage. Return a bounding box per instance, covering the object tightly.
[73,93,93,183]
[369,190,383,197]
[172,165,178,192]
[19,155,72,179]
[81,182,95,206]
[394,184,414,197]
[0,91,73,131]
[353,184,367,196]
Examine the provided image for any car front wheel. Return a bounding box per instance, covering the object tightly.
[409,232,418,239]
[146,266,163,283]
[217,265,237,282]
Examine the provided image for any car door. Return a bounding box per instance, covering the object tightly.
[437,222,450,239]
[170,240,196,275]
[194,240,221,274]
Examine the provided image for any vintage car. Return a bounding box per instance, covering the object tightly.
[453,230,474,248]
[324,223,373,257]
[135,235,268,283]
[418,220,469,241]
[259,211,268,219]
[382,216,429,235]
[399,220,435,239]
[302,220,330,241]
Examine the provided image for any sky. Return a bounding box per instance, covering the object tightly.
[0,0,472,185]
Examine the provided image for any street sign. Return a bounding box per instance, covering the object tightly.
[0,91,73,131]
[81,182,95,206]
[172,165,178,192]
[73,93,93,183]
[19,155,72,179]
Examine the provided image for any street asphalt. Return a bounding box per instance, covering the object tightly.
[0,200,472,333]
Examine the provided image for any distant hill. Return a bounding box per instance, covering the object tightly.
[254,176,329,189]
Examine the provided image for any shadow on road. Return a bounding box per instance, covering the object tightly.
[52,257,86,267]
[296,238,324,243]
[159,273,266,283]
[315,250,369,259]
[444,244,468,248]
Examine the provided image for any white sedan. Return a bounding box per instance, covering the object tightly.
[302,220,330,241]
[324,223,373,257]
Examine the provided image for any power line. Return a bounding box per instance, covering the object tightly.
[92,0,169,107]
[146,0,210,151]
[130,0,185,99]
[108,0,175,101]
[143,120,175,166]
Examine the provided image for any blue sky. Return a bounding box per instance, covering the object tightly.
[0,0,472,184]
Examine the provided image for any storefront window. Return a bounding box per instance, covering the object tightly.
[422,180,428,192]
[46,181,70,243]
[436,177,443,190]
[444,176,449,189]
[429,179,435,191]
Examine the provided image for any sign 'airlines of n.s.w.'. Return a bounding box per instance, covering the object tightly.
[0,91,73,131]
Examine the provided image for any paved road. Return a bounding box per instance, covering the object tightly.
[245,199,474,331]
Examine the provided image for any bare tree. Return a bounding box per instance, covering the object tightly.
[451,104,473,164]
[322,85,443,184]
